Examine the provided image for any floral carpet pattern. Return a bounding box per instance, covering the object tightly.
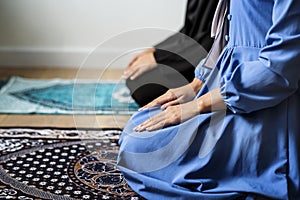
[0,128,142,199]
[0,77,139,115]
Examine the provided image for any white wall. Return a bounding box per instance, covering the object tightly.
[0,0,187,68]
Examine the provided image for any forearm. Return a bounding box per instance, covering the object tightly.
[196,88,227,113]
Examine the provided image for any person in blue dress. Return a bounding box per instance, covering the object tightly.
[118,0,300,199]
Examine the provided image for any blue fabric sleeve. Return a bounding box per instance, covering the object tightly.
[220,0,300,114]
[194,59,213,83]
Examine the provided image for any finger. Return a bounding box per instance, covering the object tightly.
[128,66,145,80]
[123,63,136,76]
[161,99,180,110]
[143,112,170,131]
[122,66,139,80]
[134,118,157,132]
[126,58,142,73]
[139,93,176,111]
[142,115,164,128]
[145,121,166,131]
[139,90,176,111]
[134,113,166,131]
[127,54,139,67]
[155,94,177,107]
[129,63,155,80]
[124,56,140,76]
[138,99,161,111]
[135,119,166,132]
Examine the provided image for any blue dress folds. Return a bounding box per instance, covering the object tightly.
[118,0,300,199]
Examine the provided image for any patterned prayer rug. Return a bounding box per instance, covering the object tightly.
[0,128,142,199]
[0,77,139,115]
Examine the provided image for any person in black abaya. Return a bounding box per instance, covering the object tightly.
[123,0,219,106]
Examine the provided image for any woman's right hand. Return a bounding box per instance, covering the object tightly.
[139,78,204,111]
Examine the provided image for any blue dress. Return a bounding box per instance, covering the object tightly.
[118,0,300,199]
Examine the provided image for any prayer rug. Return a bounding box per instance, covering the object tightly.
[0,128,142,199]
[0,77,139,115]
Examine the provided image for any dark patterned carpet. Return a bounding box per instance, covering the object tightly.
[0,128,142,200]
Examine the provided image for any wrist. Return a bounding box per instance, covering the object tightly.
[196,98,209,114]
[147,47,156,53]
[190,78,204,94]
[196,88,227,114]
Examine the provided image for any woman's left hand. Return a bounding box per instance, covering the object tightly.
[134,100,200,132]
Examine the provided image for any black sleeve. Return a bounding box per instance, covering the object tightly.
[153,0,219,72]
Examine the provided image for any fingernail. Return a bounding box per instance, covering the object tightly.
[134,126,142,132]
[130,76,135,80]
